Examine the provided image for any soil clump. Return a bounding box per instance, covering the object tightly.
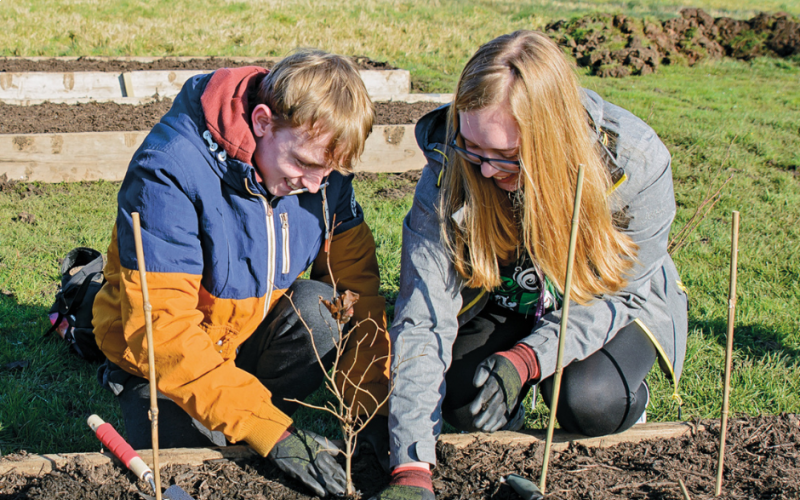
[547,8,799,76]
[1,414,798,499]
[0,56,394,72]
[0,101,440,135]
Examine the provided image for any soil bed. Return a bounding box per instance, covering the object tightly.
[0,57,394,72]
[0,101,441,134]
[1,414,798,499]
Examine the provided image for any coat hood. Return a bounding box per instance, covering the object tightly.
[201,66,269,165]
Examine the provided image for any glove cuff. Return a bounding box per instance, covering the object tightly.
[391,466,433,493]
[277,426,295,443]
[498,344,541,384]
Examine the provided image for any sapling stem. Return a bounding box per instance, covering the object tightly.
[715,210,740,496]
[132,212,163,500]
[539,164,585,494]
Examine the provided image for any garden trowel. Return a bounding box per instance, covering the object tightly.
[505,473,545,500]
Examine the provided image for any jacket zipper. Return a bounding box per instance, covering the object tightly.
[245,179,277,320]
[280,213,290,274]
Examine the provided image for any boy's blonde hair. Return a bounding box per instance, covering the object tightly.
[255,49,374,172]
[440,31,638,304]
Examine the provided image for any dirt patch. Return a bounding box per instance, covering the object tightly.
[1,414,798,499]
[547,8,800,77]
[0,174,51,198]
[0,56,394,73]
[0,101,440,135]
[356,170,422,200]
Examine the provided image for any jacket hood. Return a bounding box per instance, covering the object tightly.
[414,103,450,174]
[201,66,269,164]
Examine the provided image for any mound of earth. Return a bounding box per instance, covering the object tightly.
[0,56,393,73]
[1,414,798,499]
[547,8,800,77]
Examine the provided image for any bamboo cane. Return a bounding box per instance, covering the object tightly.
[132,212,163,500]
[679,478,693,500]
[715,210,740,496]
[538,164,586,494]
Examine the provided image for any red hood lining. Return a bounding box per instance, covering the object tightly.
[201,66,269,165]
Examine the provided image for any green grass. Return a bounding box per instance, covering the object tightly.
[2,0,800,93]
[1,1,800,455]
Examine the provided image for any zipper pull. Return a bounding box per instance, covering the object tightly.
[280,213,289,228]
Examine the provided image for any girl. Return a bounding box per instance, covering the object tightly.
[375,31,687,499]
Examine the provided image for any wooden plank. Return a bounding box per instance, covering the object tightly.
[439,422,702,452]
[0,422,702,477]
[121,72,135,98]
[359,70,410,99]
[356,124,425,173]
[0,72,123,100]
[0,125,423,182]
[0,131,149,182]
[126,70,211,98]
[376,93,452,104]
[1,92,448,106]
[0,69,410,101]
[0,446,257,476]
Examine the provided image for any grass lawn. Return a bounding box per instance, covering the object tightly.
[1,1,799,455]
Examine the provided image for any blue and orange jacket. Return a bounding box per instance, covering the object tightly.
[92,67,389,456]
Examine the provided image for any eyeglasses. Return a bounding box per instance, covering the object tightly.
[449,126,521,174]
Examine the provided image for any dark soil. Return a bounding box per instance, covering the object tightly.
[0,101,441,134]
[0,56,394,72]
[547,8,800,77]
[1,414,798,499]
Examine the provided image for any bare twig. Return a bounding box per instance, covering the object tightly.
[716,211,740,496]
[281,200,398,496]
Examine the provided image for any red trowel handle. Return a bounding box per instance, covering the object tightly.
[87,414,153,481]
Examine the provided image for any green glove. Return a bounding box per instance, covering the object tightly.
[468,354,523,432]
[268,427,346,497]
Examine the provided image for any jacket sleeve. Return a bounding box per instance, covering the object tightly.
[310,177,391,418]
[387,165,463,467]
[94,146,292,457]
[520,125,676,378]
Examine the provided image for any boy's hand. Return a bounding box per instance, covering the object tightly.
[268,427,346,497]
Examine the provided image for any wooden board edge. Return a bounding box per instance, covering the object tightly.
[0,422,704,476]
[1,94,449,106]
[439,422,705,451]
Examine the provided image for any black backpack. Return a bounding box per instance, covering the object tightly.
[45,247,107,362]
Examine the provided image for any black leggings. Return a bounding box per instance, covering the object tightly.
[442,304,656,436]
[97,279,341,450]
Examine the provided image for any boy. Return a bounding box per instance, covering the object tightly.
[93,50,389,497]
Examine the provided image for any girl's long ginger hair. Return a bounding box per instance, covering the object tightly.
[440,30,637,305]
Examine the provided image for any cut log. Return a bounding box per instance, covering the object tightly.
[0,69,410,101]
[0,125,424,182]
[0,422,702,476]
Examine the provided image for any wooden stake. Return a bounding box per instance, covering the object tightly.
[679,478,693,500]
[539,164,586,494]
[132,212,163,500]
[715,210,739,497]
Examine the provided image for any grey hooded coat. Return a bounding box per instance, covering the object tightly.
[388,89,688,467]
